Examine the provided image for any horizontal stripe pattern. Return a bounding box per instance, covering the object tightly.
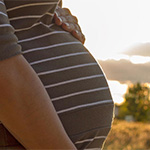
[37,63,97,76]
[52,87,109,102]
[7,2,58,12]
[0,11,7,17]
[22,41,82,54]
[45,12,53,16]
[14,21,42,32]
[57,100,112,114]
[5,0,59,31]
[18,30,69,43]
[48,23,55,28]
[0,0,22,61]
[0,24,11,27]
[9,15,43,21]
[30,52,88,65]
[0,1,4,5]
[0,1,114,149]
[75,136,107,144]
[45,74,104,88]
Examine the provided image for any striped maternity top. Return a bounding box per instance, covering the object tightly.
[0,0,114,149]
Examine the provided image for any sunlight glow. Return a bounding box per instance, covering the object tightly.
[130,55,150,64]
[108,80,128,105]
[62,1,150,105]
[145,83,150,88]
[98,54,129,61]
[98,54,150,64]
[63,0,150,60]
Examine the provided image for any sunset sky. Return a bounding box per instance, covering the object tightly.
[63,0,150,104]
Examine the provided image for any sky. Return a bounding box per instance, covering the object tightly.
[63,0,150,59]
[63,0,150,104]
[98,59,150,104]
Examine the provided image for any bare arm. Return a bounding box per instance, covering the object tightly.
[0,54,76,150]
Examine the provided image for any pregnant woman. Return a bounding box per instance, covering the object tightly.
[0,0,114,149]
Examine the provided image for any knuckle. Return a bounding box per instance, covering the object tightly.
[74,24,83,33]
[74,24,81,30]
[63,8,71,14]
[67,15,78,24]
[60,16,67,22]
[67,23,75,30]
[66,15,73,22]
[72,15,78,23]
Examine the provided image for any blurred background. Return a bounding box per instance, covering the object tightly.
[63,0,150,150]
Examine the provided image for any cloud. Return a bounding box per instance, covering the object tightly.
[98,59,150,83]
[123,43,150,56]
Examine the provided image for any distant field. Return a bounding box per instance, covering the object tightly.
[103,119,150,150]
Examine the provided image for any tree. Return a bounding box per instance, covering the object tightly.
[118,82,150,122]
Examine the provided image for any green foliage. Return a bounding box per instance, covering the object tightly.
[118,82,150,122]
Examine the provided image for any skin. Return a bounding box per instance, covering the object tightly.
[0,4,81,150]
[54,6,86,44]
[0,55,76,150]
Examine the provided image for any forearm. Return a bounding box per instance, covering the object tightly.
[0,55,76,149]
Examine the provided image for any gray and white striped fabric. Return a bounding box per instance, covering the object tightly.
[0,0,114,149]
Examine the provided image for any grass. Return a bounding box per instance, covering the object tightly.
[103,119,150,150]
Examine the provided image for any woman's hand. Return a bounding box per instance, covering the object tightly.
[54,6,85,44]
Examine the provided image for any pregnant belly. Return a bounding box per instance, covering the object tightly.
[16,23,114,149]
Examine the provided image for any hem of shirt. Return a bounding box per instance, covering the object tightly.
[0,50,22,62]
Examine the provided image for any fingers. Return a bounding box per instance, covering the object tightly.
[54,6,86,44]
[56,7,72,17]
[54,13,78,26]
[61,22,74,32]
[72,30,86,44]
[54,13,63,26]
